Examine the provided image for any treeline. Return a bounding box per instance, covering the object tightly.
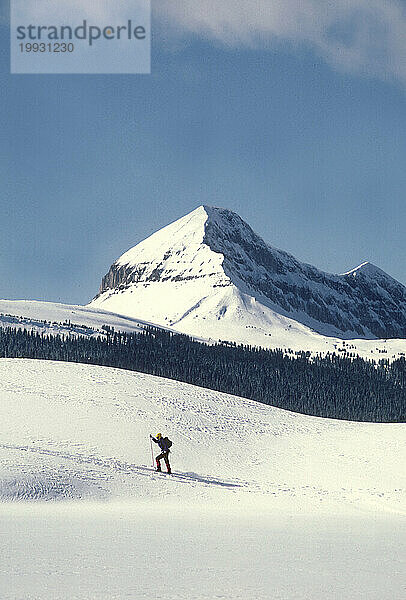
[0,326,405,423]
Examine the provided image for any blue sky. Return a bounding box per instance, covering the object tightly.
[1,1,406,303]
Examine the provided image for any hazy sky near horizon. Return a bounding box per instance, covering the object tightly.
[1,1,406,304]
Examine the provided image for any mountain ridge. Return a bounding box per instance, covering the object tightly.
[90,206,406,342]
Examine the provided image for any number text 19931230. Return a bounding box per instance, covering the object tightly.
[19,42,74,53]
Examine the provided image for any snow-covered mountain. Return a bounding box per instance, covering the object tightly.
[90,206,406,353]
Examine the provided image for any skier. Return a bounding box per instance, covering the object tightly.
[150,432,172,474]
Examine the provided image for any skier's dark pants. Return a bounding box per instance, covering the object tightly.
[156,451,171,473]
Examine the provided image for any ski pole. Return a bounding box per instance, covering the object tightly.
[150,435,154,467]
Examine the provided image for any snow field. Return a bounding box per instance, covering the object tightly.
[0,359,404,511]
[0,299,172,338]
[1,503,405,600]
[0,358,405,599]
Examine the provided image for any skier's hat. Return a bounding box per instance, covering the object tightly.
[156,433,162,439]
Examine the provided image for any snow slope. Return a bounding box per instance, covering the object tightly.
[0,299,174,338]
[1,359,405,600]
[0,359,404,511]
[1,297,405,363]
[90,206,406,360]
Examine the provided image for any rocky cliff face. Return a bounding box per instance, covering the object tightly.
[91,206,406,340]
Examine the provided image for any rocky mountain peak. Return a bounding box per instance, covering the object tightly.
[90,206,406,341]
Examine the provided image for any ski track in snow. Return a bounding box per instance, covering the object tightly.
[0,441,243,502]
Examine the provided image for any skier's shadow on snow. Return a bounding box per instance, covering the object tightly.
[137,466,242,488]
[0,443,242,489]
